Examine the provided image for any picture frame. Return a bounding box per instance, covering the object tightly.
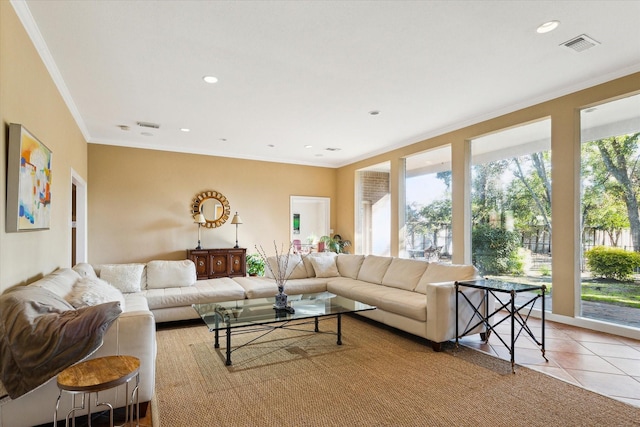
[6,123,53,232]
[293,213,300,234]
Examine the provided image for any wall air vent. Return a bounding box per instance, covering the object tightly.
[561,34,599,53]
[136,121,160,129]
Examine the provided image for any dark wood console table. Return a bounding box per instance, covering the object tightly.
[187,248,246,279]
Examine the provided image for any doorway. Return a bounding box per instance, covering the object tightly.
[71,170,87,264]
[290,196,330,252]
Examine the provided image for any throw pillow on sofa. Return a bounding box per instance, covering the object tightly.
[146,260,196,289]
[65,277,125,310]
[303,252,336,277]
[99,263,145,293]
[72,263,98,279]
[309,255,340,278]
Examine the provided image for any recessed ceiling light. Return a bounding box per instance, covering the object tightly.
[219,138,227,142]
[203,75,218,84]
[267,144,275,148]
[369,110,380,116]
[537,20,560,34]
[305,145,313,149]
[180,128,190,132]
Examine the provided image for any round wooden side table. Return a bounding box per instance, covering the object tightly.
[54,355,140,427]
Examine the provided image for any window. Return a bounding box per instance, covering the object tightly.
[356,162,391,255]
[470,119,552,310]
[403,146,452,262]
[580,93,640,328]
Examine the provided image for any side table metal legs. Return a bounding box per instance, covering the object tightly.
[54,356,140,427]
[54,374,139,427]
[455,280,548,374]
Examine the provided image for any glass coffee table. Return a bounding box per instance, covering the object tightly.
[192,291,376,366]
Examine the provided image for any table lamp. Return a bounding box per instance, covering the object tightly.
[194,213,206,249]
[231,212,243,248]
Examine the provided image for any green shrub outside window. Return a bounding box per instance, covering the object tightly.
[585,246,640,282]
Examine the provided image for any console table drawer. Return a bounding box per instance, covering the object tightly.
[187,248,246,279]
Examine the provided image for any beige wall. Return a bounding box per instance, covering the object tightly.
[0,3,88,291]
[336,72,640,319]
[87,145,336,263]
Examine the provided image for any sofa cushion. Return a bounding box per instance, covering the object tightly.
[279,278,329,296]
[72,263,98,279]
[357,255,393,284]
[143,277,245,310]
[232,277,277,299]
[414,262,478,294]
[122,293,150,313]
[381,258,429,291]
[29,268,81,299]
[264,254,308,280]
[233,277,328,299]
[309,255,339,278]
[99,264,146,293]
[65,277,126,310]
[336,254,365,279]
[327,279,426,322]
[146,260,196,289]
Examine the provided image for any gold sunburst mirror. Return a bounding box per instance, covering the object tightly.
[191,190,231,228]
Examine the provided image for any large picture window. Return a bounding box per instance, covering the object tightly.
[403,146,452,262]
[470,119,552,310]
[580,93,640,328]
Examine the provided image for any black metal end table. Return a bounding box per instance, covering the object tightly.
[455,278,548,373]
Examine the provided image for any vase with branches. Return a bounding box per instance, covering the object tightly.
[255,241,303,313]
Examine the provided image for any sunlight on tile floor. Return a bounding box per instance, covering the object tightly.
[458,315,640,408]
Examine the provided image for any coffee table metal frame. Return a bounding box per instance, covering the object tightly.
[193,291,376,366]
[455,278,548,373]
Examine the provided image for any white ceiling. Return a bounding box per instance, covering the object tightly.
[13,0,640,168]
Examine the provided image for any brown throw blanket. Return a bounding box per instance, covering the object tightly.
[0,285,121,399]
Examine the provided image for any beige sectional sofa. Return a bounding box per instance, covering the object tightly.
[0,253,484,427]
[235,253,486,350]
[85,253,486,351]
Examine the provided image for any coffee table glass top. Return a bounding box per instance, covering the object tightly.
[193,291,375,331]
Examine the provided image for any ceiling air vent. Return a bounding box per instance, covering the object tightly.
[136,121,160,129]
[561,34,600,53]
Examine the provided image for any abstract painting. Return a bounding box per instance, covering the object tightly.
[6,123,53,231]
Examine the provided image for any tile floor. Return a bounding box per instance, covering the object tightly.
[458,313,640,408]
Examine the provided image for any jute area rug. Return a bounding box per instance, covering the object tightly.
[153,315,640,427]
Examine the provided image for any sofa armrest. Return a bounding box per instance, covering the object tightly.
[425,281,489,344]
[93,309,156,404]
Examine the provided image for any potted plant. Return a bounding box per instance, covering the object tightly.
[318,234,351,254]
[246,253,265,276]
